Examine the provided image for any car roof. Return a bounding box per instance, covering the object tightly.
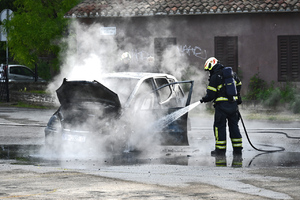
[102,72,177,80]
[1,64,27,67]
[0,64,29,70]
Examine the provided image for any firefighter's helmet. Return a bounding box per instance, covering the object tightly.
[204,57,218,71]
[121,52,131,60]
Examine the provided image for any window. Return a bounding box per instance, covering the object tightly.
[168,78,185,107]
[134,78,158,110]
[10,67,20,75]
[278,36,300,82]
[215,36,238,72]
[154,78,172,103]
[10,66,34,77]
[102,77,139,104]
[21,67,34,76]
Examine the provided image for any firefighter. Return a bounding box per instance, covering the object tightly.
[121,52,131,64]
[200,57,243,157]
[116,52,132,71]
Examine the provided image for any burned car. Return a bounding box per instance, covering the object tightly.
[45,72,194,153]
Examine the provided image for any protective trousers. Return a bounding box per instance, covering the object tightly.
[213,102,242,152]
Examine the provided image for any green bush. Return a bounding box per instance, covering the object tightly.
[262,87,281,108]
[280,82,296,103]
[245,73,299,111]
[37,60,51,81]
[290,95,300,114]
[246,73,267,100]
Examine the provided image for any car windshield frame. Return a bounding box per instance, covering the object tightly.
[100,77,140,105]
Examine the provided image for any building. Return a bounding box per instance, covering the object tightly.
[65,0,300,92]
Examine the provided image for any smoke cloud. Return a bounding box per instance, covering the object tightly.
[44,20,208,161]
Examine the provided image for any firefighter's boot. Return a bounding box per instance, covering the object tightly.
[211,149,226,157]
[233,147,243,156]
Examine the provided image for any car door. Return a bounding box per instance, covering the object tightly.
[133,76,193,146]
[153,77,190,146]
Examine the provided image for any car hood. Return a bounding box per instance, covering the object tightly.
[56,78,121,108]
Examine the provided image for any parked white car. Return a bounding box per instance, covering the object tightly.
[0,64,45,82]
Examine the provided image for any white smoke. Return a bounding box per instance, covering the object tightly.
[44,20,208,161]
[48,22,119,95]
[161,45,188,79]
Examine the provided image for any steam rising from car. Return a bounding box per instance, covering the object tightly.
[44,20,207,160]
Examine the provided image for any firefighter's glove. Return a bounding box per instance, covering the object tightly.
[237,96,242,105]
[200,98,204,103]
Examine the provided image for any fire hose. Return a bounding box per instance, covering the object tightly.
[238,110,300,153]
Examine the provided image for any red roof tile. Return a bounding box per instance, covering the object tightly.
[65,0,300,18]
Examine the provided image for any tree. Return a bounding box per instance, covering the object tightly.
[0,0,15,64]
[3,0,80,80]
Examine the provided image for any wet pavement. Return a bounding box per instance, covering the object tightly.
[0,106,300,199]
[1,143,300,169]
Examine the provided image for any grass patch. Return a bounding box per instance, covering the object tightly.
[8,102,50,109]
[18,89,48,94]
[15,102,49,109]
[244,112,300,122]
[15,156,31,162]
[27,90,48,94]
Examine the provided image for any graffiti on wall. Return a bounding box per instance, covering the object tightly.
[125,44,207,63]
[177,45,207,60]
[130,49,152,62]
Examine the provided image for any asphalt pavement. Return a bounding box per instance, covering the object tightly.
[0,106,300,199]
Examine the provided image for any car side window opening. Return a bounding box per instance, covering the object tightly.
[102,77,139,105]
[168,78,185,107]
[21,67,34,77]
[10,66,34,77]
[133,78,159,110]
[10,67,20,75]
[154,78,173,105]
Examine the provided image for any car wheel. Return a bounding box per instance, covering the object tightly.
[44,130,62,155]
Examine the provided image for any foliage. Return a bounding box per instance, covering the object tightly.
[261,87,281,108]
[0,0,16,64]
[0,0,15,11]
[236,67,243,81]
[2,0,80,79]
[37,60,52,81]
[245,73,300,113]
[245,73,267,100]
[290,95,300,114]
[14,102,49,109]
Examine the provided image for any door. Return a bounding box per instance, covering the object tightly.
[153,77,193,146]
[132,77,193,146]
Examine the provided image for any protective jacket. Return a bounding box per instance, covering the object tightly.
[202,64,242,104]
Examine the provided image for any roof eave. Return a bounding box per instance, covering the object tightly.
[65,9,300,19]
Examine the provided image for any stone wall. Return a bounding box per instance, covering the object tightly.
[7,82,56,107]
